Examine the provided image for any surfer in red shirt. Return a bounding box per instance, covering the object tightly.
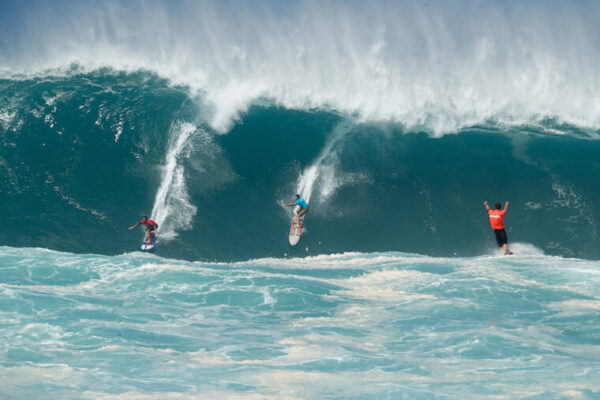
[484,201,513,255]
[129,216,159,244]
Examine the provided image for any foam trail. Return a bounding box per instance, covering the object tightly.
[150,122,198,241]
[297,122,352,203]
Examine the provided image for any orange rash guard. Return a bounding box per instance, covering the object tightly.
[488,209,506,229]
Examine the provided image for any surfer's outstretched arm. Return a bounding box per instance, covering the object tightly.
[504,201,510,211]
[128,222,140,230]
[484,201,491,211]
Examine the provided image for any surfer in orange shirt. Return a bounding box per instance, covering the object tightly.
[484,201,513,255]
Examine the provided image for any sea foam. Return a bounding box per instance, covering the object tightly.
[1,1,600,135]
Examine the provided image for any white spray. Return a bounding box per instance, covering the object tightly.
[3,1,600,136]
[150,122,198,241]
[296,122,353,204]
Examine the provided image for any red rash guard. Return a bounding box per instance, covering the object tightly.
[140,219,158,228]
[488,209,506,230]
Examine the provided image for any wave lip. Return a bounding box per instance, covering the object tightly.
[2,1,600,134]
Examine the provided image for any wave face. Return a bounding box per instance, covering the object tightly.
[1,247,598,399]
[2,1,600,134]
[1,71,600,260]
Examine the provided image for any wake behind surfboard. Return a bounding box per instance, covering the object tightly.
[141,232,158,251]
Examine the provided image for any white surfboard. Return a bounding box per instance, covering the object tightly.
[289,216,304,246]
[141,232,158,251]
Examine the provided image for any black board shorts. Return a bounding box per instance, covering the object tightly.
[494,228,508,246]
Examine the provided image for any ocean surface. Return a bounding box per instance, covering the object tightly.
[1,0,600,398]
[1,246,599,399]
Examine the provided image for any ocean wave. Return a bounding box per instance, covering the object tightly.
[2,1,600,134]
[1,71,600,260]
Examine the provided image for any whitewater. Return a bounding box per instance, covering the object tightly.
[1,0,600,398]
[2,1,600,135]
[0,246,598,399]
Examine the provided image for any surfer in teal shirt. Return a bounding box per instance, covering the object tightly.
[283,194,309,222]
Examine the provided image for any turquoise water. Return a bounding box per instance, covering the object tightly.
[0,245,598,399]
[1,72,600,260]
[2,1,600,398]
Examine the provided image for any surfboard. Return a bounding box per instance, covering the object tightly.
[141,232,158,251]
[289,216,304,246]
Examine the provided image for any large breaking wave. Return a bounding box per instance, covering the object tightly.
[1,70,599,260]
[1,1,600,260]
[2,3,600,398]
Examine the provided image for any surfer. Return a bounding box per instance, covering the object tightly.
[484,201,513,255]
[283,194,309,223]
[129,216,159,244]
